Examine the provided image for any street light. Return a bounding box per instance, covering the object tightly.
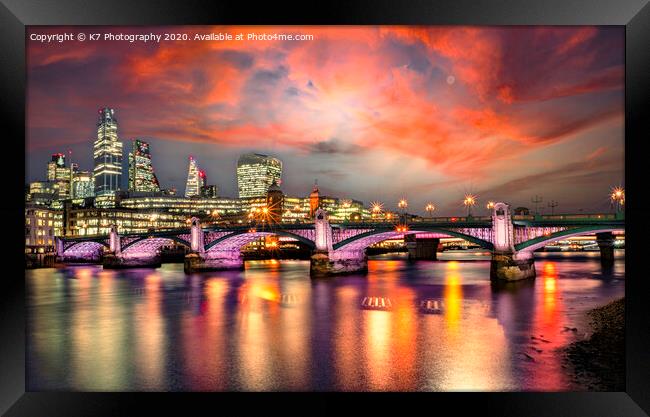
[548,200,558,215]
[371,201,383,220]
[610,187,624,212]
[398,199,408,210]
[486,201,495,211]
[425,203,435,218]
[463,194,476,217]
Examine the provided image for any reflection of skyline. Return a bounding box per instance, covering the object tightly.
[27,26,624,214]
[27,257,624,391]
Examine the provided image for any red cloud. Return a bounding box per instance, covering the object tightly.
[27,26,623,186]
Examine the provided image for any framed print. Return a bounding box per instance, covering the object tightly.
[2,0,649,415]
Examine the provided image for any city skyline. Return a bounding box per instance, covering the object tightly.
[26,26,624,214]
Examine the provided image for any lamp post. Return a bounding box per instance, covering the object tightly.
[463,194,476,217]
[548,200,558,215]
[486,201,495,212]
[531,195,543,215]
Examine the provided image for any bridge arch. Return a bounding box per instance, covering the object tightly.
[515,226,624,252]
[62,240,108,257]
[333,228,494,252]
[204,230,316,252]
[121,235,191,252]
[121,236,191,256]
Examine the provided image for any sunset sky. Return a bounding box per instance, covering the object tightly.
[26,26,624,215]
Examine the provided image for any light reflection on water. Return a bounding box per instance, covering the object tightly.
[26,252,624,391]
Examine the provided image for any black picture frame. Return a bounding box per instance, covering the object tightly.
[2,0,649,415]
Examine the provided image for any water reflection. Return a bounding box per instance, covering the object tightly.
[27,254,624,391]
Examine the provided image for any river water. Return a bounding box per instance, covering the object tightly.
[26,251,624,391]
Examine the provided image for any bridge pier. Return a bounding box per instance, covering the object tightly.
[184,251,244,273]
[490,203,536,281]
[596,232,615,267]
[310,249,368,277]
[405,234,440,260]
[103,253,162,269]
[490,250,536,281]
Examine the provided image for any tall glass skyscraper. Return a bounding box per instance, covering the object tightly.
[185,156,204,198]
[128,139,160,192]
[236,153,283,198]
[93,108,123,196]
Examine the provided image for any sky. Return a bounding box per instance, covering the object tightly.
[26,26,624,216]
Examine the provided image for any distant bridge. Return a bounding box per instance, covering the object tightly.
[56,205,624,281]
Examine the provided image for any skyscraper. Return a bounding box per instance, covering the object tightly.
[184,156,203,198]
[46,153,76,199]
[128,139,160,192]
[93,108,123,196]
[47,153,67,181]
[236,153,283,198]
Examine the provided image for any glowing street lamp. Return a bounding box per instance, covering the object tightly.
[486,201,495,211]
[371,201,384,220]
[463,194,477,217]
[610,187,625,212]
[425,203,435,218]
[398,199,408,211]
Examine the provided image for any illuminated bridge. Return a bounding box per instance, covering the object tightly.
[56,203,624,281]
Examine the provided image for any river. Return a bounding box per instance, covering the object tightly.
[26,251,624,391]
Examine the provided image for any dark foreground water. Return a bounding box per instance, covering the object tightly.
[26,251,624,391]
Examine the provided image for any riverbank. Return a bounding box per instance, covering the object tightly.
[563,297,625,391]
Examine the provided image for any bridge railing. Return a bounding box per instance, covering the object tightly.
[410,216,492,223]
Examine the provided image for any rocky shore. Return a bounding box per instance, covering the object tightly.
[563,297,625,391]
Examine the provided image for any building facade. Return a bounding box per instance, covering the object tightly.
[236,153,282,198]
[128,139,161,192]
[65,207,189,237]
[25,205,64,246]
[93,108,123,196]
[117,193,242,216]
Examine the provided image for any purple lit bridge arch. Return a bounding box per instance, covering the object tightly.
[120,235,191,257]
[203,229,316,252]
[332,228,494,252]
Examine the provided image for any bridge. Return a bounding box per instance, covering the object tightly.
[55,203,624,281]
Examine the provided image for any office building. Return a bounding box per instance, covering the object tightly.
[128,139,161,192]
[71,171,95,199]
[25,205,64,246]
[236,153,282,198]
[93,108,123,196]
